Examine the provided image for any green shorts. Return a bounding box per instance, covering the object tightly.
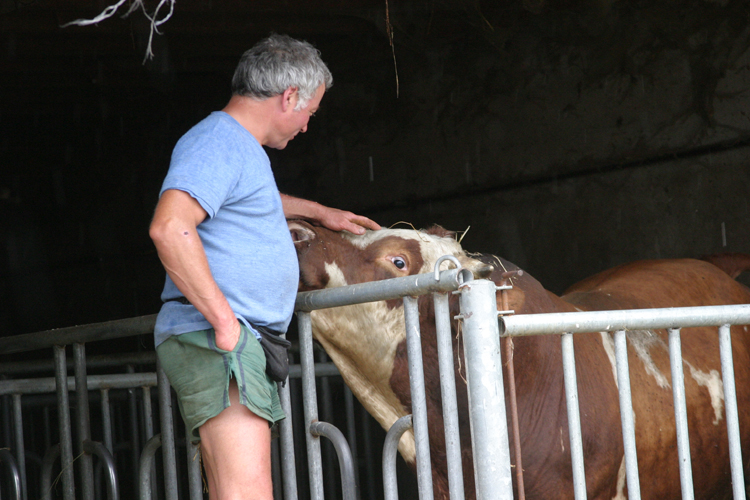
[156,325,285,443]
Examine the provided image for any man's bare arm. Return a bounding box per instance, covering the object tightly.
[149,189,241,351]
[280,193,381,234]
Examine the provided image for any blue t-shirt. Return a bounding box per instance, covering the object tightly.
[153,111,299,347]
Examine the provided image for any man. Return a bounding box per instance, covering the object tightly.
[149,34,380,499]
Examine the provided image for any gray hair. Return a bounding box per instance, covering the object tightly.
[231,34,333,110]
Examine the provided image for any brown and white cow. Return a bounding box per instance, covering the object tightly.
[288,220,750,500]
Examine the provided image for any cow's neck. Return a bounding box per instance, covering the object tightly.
[309,301,418,461]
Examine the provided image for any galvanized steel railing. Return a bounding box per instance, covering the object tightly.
[2,268,748,500]
[294,265,514,500]
[0,314,364,500]
[295,268,750,500]
[501,304,750,500]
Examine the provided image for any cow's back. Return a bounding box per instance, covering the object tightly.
[560,258,750,499]
[562,258,750,309]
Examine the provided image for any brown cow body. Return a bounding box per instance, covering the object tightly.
[289,220,750,500]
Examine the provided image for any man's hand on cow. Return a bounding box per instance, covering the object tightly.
[317,207,381,235]
[279,193,380,234]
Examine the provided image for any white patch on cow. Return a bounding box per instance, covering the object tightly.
[628,330,670,389]
[309,264,417,463]
[310,228,488,465]
[323,262,349,288]
[683,361,724,425]
[559,427,565,453]
[599,332,619,389]
[343,227,484,276]
[612,455,627,500]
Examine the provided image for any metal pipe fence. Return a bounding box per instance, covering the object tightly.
[501,304,750,500]
[0,317,378,500]
[295,273,750,500]
[2,268,748,500]
[294,265,513,500]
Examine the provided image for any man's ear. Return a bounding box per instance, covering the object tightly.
[281,87,298,112]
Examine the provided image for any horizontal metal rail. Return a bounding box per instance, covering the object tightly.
[0,315,157,355]
[296,267,474,311]
[0,363,339,397]
[296,269,513,500]
[0,373,158,396]
[500,304,750,336]
[501,304,750,500]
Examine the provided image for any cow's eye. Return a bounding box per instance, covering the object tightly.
[393,257,406,270]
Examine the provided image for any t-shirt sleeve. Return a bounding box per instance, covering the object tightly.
[160,127,242,219]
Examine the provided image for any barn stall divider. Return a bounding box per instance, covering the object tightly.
[293,258,750,500]
[0,317,374,500]
[1,260,749,500]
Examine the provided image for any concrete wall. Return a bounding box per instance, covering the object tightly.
[2,0,749,332]
[293,0,750,293]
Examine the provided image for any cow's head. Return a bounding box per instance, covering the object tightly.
[287,219,492,465]
[288,220,493,292]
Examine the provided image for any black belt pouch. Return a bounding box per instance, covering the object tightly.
[254,325,292,384]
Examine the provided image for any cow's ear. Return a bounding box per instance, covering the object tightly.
[288,220,317,244]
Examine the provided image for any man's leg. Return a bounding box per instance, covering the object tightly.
[199,379,273,500]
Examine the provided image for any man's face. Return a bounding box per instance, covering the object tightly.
[270,84,325,150]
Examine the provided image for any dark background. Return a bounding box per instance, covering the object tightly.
[2,0,749,336]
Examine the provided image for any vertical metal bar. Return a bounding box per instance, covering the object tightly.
[2,386,11,460]
[318,350,337,499]
[142,387,154,443]
[433,291,465,500]
[718,324,746,500]
[361,407,376,500]
[53,346,76,500]
[186,439,202,500]
[82,440,119,500]
[0,448,22,500]
[309,421,359,500]
[299,311,325,500]
[561,333,587,500]
[73,343,94,500]
[272,439,283,500]
[44,405,52,451]
[126,365,140,484]
[139,435,161,500]
[668,328,694,500]
[142,387,157,500]
[157,360,179,500]
[345,386,361,493]
[279,379,299,500]
[101,389,114,454]
[403,295,434,500]
[11,394,26,500]
[383,415,413,500]
[458,280,513,500]
[41,443,60,500]
[613,330,641,500]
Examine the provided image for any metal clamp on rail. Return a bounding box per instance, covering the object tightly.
[434,255,462,281]
[497,269,522,318]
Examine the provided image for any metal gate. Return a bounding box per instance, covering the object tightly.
[290,262,750,500]
[1,260,749,500]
